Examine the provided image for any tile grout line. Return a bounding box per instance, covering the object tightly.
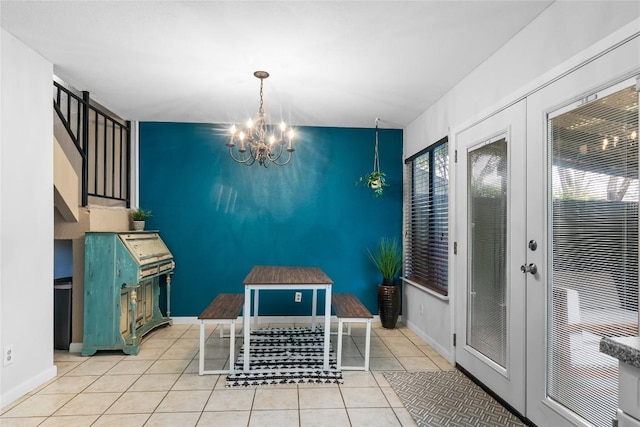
[2,323,446,426]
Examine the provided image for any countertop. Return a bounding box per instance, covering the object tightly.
[600,336,640,368]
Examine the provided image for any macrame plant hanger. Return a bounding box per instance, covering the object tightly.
[373,118,381,178]
[357,117,388,197]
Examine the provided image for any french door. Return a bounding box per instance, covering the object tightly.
[455,33,639,426]
[526,75,640,426]
[454,99,527,414]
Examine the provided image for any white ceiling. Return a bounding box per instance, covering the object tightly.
[0,1,554,129]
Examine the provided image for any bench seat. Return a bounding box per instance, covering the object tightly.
[198,293,244,375]
[332,293,373,371]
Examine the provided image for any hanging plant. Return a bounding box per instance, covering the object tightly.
[356,118,389,198]
[357,170,387,197]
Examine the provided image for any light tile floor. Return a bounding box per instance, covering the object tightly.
[0,322,455,427]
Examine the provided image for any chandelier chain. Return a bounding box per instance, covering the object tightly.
[258,77,265,116]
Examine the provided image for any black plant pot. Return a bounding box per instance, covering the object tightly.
[378,283,400,329]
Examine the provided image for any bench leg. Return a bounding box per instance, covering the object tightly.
[364,319,371,371]
[229,319,236,374]
[199,320,205,375]
[337,318,371,371]
[337,318,344,371]
[199,319,239,375]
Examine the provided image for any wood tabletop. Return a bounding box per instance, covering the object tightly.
[243,266,333,285]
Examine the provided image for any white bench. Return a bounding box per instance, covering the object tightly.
[332,293,373,371]
[198,293,244,375]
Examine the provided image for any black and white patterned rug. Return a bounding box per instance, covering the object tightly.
[384,370,525,427]
[226,327,343,387]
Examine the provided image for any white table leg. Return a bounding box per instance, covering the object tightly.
[336,318,343,371]
[243,286,251,372]
[229,319,236,374]
[323,285,331,371]
[311,289,318,331]
[253,289,260,330]
[199,320,205,375]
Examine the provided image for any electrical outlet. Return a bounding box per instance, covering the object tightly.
[4,345,14,366]
[295,292,302,303]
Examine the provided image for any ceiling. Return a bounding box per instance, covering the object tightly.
[0,1,554,129]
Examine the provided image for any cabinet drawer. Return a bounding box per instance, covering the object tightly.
[620,362,640,420]
[618,409,640,427]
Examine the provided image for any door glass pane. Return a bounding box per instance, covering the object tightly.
[467,137,508,367]
[548,85,639,427]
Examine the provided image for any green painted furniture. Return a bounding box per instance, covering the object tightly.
[82,231,175,356]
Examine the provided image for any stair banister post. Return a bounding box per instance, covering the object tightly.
[81,91,90,207]
[126,120,132,208]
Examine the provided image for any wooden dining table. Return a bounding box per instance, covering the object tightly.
[242,265,334,372]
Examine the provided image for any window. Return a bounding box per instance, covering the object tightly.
[547,83,638,427]
[404,136,449,295]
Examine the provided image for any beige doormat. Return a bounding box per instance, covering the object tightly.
[384,370,526,427]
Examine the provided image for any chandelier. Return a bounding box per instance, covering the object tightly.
[601,129,637,150]
[226,71,295,167]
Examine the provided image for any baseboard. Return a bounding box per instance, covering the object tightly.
[68,314,393,355]
[0,365,57,411]
[171,316,199,324]
[68,342,83,354]
[173,315,384,325]
[404,318,453,362]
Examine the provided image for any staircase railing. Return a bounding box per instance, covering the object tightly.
[53,81,131,207]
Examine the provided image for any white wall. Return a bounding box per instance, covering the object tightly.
[1,28,56,408]
[403,284,451,359]
[403,1,640,361]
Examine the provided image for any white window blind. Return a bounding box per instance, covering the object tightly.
[404,137,449,295]
[467,137,508,367]
[548,83,639,427]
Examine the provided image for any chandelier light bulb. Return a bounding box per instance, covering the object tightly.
[230,124,237,135]
[246,119,253,128]
[239,131,245,141]
[269,135,276,145]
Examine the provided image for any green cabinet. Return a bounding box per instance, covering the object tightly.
[82,231,175,356]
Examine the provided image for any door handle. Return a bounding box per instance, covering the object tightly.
[520,263,537,275]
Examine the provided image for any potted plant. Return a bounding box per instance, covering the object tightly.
[130,207,152,231]
[357,170,388,198]
[367,237,402,329]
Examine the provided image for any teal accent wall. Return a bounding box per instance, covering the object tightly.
[139,122,403,317]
